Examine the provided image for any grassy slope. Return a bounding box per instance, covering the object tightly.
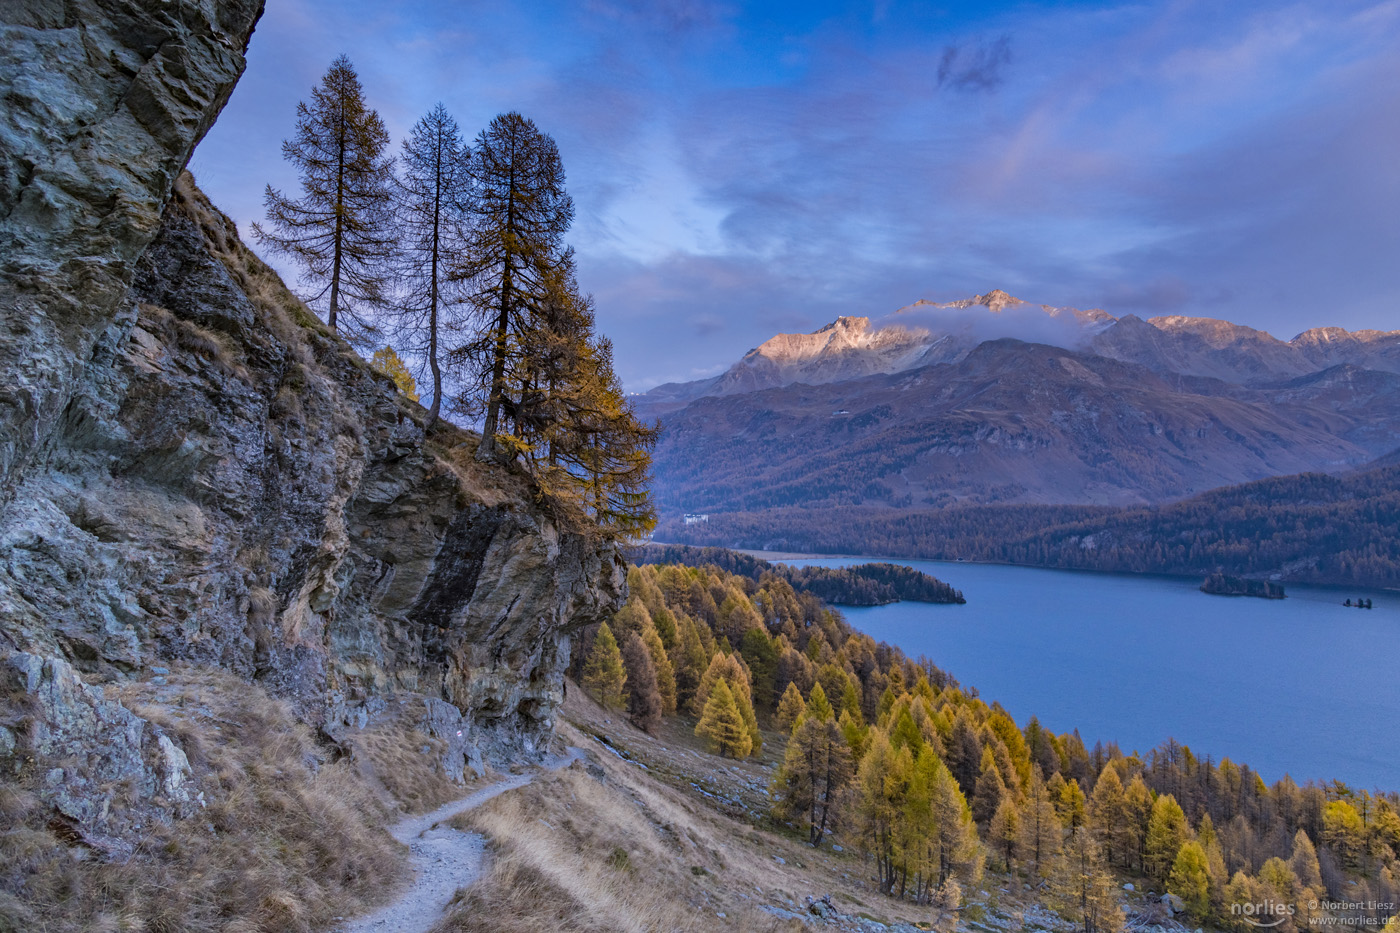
[429,684,1160,933]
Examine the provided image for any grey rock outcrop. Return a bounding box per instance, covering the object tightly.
[0,0,264,498]
[2,652,204,855]
[0,0,626,851]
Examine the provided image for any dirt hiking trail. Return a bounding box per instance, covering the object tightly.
[338,746,585,933]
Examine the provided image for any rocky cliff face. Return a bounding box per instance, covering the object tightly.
[0,0,625,854]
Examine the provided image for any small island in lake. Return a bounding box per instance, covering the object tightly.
[1200,572,1286,599]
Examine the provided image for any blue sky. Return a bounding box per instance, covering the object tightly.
[192,0,1400,391]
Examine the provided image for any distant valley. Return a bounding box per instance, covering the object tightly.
[643,291,1400,513]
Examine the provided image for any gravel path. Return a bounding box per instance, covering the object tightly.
[338,747,585,933]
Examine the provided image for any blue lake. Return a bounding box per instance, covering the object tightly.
[782,557,1399,792]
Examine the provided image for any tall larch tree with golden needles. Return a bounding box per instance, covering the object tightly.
[695,678,752,758]
[772,714,853,847]
[582,622,626,710]
[456,111,573,463]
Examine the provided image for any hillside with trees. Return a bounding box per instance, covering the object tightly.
[572,557,1400,931]
[632,544,965,605]
[656,462,1400,588]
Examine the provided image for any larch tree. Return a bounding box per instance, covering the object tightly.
[393,102,471,424]
[693,651,761,753]
[1020,772,1064,880]
[989,796,1022,872]
[695,678,752,758]
[1322,800,1366,869]
[805,681,834,723]
[621,631,662,734]
[1060,778,1088,836]
[256,55,395,343]
[771,714,854,847]
[776,681,807,733]
[901,746,944,901]
[582,622,626,710]
[1122,774,1155,874]
[855,730,912,896]
[972,749,1008,827]
[1052,828,1124,933]
[1167,840,1212,920]
[1089,766,1127,867]
[371,347,418,401]
[639,623,677,715]
[1145,794,1190,884]
[671,614,709,709]
[534,308,658,537]
[839,708,869,762]
[929,755,984,887]
[1288,830,1324,891]
[456,111,573,463]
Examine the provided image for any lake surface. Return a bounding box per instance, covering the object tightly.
[783,557,1399,792]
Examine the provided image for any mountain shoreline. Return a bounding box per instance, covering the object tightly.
[666,540,1400,597]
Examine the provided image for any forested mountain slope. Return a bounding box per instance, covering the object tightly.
[651,338,1400,512]
[658,462,1400,588]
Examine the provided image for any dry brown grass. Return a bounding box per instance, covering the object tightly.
[0,668,406,933]
[343,703,474,815]
[437,688,967,933]
[429,720,813,933]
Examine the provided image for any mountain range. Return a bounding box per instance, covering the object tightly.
[642,292,1400,512]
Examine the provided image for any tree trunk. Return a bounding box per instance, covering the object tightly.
[477,147,518,462]
[427,143,443,426]
[329,119,346,332]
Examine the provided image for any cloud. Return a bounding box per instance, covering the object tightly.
[691,314,726,336]
[936,36,1013,91]
[192,0,1400,392]
[872,299,1105,351]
